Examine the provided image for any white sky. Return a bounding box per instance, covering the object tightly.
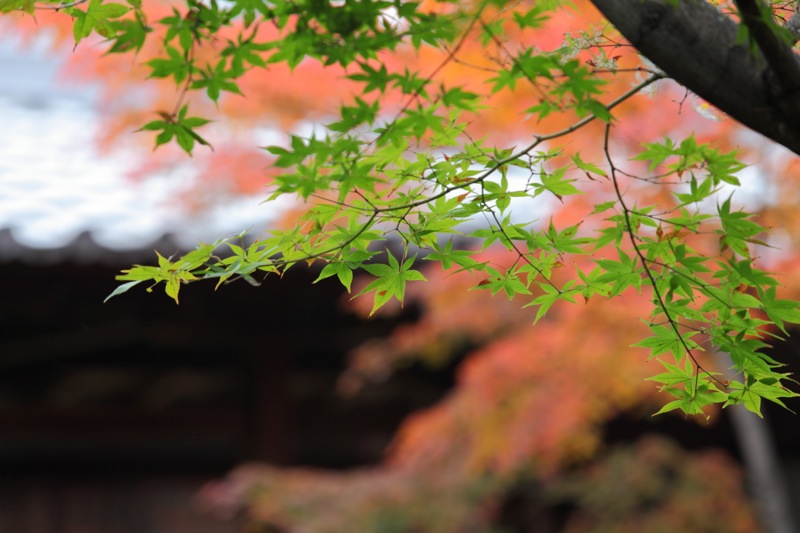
[0,33,272,251]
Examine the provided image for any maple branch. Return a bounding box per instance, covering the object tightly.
[589,0,800,155]
[603,123,727,391]
[264,75,662,294]
[372,73,664,215]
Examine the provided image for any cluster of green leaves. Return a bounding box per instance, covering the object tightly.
[8,0,800,417]
[619,137,798,418]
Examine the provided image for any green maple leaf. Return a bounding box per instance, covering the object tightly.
[70,0,129,45]
[355,253,427,316]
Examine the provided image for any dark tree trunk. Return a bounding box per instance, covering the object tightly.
[589,0,800,155]
[712,352,798,533]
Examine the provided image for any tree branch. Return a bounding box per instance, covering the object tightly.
[589,0,800,155]
[734,0,800,104]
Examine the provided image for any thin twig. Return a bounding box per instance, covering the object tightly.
[35,0,89,10]
[373,1,488,146]
[479,181,560,291]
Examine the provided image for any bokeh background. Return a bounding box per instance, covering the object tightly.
[3,3,800,531]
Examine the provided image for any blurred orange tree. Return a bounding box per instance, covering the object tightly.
[3,0,800,528]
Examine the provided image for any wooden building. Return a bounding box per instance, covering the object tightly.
[0,231,448,531]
